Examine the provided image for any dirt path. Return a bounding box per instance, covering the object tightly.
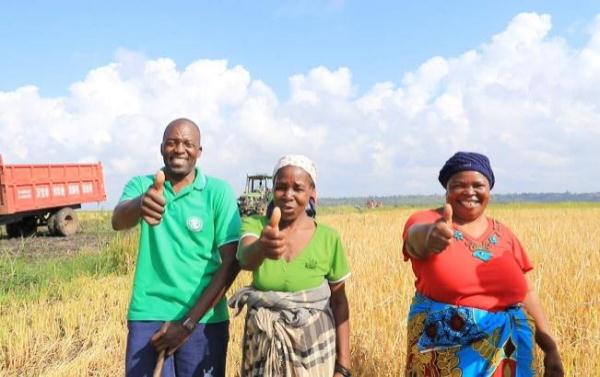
[0,224,115,260]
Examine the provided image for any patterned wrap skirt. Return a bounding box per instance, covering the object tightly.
[229,282,336,377]
[405,293,536,377]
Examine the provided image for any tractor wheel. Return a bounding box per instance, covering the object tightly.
[6,217,38,238]
[54,207,79,237]
[47,213,57,235]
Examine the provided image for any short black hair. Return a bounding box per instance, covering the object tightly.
[162,118,200,141]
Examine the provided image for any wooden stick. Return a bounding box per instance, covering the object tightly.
[153,349,165,377]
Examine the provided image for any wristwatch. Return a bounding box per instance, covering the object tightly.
[181,316,197,333]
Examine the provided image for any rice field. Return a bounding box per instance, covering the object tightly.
[0,204,599,376]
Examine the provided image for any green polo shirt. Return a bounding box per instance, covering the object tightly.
[238,215,351,292]
[119,168,240,323]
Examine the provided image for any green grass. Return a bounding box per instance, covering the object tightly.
[0,231,138,303]
[0,211,138,302]
[0,253,110,295]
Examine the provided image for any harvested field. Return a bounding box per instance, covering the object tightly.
[0,205,599,376]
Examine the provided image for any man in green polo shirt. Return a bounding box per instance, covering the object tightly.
[112,118,241,377]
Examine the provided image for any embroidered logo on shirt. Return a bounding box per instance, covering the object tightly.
[305,259,318,269]
[186,216,203,232]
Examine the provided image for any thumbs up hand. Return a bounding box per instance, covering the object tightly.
[258,207,287,259]
[425,203,455,254]
[141,170,167,226]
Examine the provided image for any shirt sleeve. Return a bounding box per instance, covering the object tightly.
[506,227,534,273]
[327,232,351,283]
[213,181,242,248]
[402,210,440,261]
[240,215,265,239]
[236,216,265,261]
[119,176,146,202]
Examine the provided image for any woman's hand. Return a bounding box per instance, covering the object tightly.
[523,287,564,377]
[425,204,454,253]
[150,321,191,356]
[543,348,564,377]
[238,207,288,270]
[258,207,287,259]
[407,204,454,259]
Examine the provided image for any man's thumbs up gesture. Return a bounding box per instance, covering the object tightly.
[425,203,455,254]
[258,207,287,259]
[141,170,166,226]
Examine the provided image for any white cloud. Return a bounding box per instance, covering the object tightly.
[1,12,600,204]
[290,66,354,104]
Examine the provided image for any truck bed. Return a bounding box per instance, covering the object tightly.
[0,157,106,215]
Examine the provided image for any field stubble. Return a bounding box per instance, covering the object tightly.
[0,206,598,376]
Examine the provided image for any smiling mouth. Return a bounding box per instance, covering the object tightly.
[459,200,480,208]
[170,157,188,164]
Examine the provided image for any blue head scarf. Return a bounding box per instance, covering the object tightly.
[438,152,495,189]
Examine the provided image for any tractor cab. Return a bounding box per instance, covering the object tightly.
[237,174,273,216]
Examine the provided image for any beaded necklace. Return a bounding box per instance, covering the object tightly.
[452,219,500,262]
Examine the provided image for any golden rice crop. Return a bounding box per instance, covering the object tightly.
[1,205,598,376]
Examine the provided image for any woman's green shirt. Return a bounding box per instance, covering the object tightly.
[238,215,351,292]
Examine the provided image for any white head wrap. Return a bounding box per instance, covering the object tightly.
[273,155,317,185]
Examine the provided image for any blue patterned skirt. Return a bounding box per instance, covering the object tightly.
[405,293,536,377]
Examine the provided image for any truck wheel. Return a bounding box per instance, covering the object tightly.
[6,223,21,238]
[54,208,79,236]
[6,217,37,238]
[47,213,57,235]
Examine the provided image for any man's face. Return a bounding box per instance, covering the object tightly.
[160,122,202,178]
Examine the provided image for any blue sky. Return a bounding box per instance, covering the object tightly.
[2,1,598,97]
[1,1,600,204]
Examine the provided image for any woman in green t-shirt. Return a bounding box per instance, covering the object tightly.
[229,155,351,377]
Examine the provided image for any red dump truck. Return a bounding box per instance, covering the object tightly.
[0,154,106,237]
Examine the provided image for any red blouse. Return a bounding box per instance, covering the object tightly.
[402,209,533,312]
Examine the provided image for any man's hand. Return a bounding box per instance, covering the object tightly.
[425,203,454,254]
[141,170,166,226]
[150,321,191,356]
[258,207,287,259]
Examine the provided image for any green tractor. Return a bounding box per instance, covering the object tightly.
[237,174,273,216]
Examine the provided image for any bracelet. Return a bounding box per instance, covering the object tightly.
[334,362,351,377]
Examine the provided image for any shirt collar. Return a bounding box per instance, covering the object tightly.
[192,167,207,190]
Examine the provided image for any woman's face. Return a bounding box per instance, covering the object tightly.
[273,166,315,222]
[445,170,491,223]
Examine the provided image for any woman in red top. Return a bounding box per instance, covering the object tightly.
[402,151,563,377]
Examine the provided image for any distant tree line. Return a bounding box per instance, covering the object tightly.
[319,192,600,207]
